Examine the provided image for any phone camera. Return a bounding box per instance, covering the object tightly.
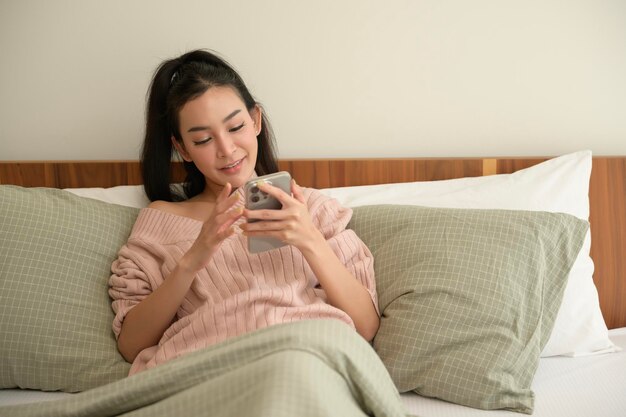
[251,195,260,203]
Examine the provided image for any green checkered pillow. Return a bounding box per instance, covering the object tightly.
[0,185,137,392]
[349,205,588,414]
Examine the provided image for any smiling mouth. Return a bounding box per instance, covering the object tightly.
[221,158,244,170]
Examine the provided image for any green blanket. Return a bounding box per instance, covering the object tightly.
[0,320,411,417]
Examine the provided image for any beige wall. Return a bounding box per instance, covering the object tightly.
[1,0,625,160]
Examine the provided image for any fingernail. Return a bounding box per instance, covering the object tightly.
[256,179,266,186]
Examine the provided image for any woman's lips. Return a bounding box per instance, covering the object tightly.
[220,157,244,173]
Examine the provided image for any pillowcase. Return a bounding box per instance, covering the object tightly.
[348,205,588,413]
[65,185,149,208]
[323,150,617,357]
[0,185,138,392]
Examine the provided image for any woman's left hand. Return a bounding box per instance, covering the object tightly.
[240,179,323,252]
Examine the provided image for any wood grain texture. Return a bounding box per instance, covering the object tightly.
[588,158,626,329]
[0,161,186,188]
[280,158,485,187]
[1,156,624,329]
[1,159,486,188]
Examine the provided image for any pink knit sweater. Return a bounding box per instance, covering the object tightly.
[108,188,377,375]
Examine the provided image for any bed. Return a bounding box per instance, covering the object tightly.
[0,150,625,416]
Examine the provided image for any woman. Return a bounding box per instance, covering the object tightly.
[109,49,379,375]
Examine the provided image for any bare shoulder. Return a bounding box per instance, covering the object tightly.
[148,200,187,216]
[148,200,176,211]
[148,199,214,222]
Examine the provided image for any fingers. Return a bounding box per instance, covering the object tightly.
[243,207,277,221]
[202,206,242,248]
[211,183,244,234]
[216,183,242,212]
[216,204,244,231]
[243,178,305,222]
[241,217,289,232]
[256,181,292,205]
[291,179,306,204]
[216,183,241,206]
[216,219,238,239]
[241,222,291,243]
[217,182,232,202]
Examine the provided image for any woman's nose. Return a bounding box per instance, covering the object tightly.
[216,135,236,158]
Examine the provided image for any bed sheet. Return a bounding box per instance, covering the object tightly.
[402,327,626,417]
[1,328,625,415]
[0,389,72,406]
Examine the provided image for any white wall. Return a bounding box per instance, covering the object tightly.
[1,0,625,160]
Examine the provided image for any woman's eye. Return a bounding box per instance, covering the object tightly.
[194,138,212,145]
[230,123,245,132]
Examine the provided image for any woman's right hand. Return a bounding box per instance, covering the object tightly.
[180,183,243,274]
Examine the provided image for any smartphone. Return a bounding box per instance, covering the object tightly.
[244,171,292,253]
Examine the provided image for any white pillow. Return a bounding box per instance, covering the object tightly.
[65,185,149,208]
[321,150,618,357]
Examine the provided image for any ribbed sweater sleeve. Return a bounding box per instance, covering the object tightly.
[304,189,379,315]
[108,209,202,340]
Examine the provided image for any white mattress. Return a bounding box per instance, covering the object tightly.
[1,328,625,415]
[402,327,626,417]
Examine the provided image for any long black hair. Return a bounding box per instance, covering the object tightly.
[141,49,279,201]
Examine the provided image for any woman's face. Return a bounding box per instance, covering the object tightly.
[174,86,261,197]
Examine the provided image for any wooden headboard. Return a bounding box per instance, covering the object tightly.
[1,157,624,329]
